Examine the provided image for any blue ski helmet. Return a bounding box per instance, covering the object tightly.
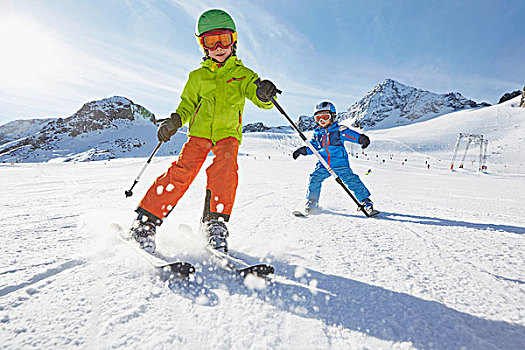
[313,101,336,123]
[313,101,336,115]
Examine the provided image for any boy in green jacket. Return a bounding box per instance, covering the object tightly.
[131,9,278,253]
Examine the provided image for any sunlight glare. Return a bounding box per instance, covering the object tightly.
[0,17,63,85]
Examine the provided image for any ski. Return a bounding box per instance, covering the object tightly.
[112,223,195,280]
[205,245,274,278]
[368,210,380,217]
[176,223,274,278]
[292,210,309,218]
[293,209,380,218]
[362,208,380,218]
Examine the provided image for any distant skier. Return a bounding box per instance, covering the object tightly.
[130,9,277,253]
[292,101,376,215]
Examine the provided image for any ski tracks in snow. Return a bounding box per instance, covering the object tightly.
[0,259,85,298]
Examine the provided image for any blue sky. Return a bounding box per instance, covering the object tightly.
[0,0,523,126]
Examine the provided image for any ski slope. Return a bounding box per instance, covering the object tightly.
[1,123,524,349]
[362,97,525,175]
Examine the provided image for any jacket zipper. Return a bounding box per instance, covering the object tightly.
[324,129,331,165]
[237,110,242,132]
[190,104,201,128]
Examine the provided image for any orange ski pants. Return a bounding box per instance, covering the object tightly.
[138,136,239,223]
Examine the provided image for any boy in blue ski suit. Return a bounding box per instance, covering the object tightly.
[292,101,375,214]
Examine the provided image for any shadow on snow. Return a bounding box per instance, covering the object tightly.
[379,211,525,235]
[197,253,525,349]
[320,208,525,235]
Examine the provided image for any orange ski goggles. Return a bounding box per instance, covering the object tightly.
[314,112,332,123]
[199,30,236,50]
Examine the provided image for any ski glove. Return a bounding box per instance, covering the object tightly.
[292,146,308,160]
[255,79,278,103]
[157,113,182,142]
[358,134,370,149]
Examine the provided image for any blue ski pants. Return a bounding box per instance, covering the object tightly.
[306,163,371,203]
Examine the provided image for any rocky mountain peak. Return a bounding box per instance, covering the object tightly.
[41,96,155,137]
[296,115,317,132]
[242,122,270,133]
[0,96,157,162]
[339,79,484,130]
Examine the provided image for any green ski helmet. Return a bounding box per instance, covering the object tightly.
[196,9,237,55]
[196,9,236,35]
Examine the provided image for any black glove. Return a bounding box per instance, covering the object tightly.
[292,146,308,160]
[358,134,370,149]
[157,113,182,142]
[256,79,278,102]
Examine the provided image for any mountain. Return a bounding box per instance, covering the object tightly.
[242,122,270,133]
[0,79,510,163]
[347,95,525,170]
[296,115,317,132]
[0,96,186,163]
[0,118,56,144]
[340,79,488,130]
[242,122,291,133]
[498,89,523,104]
[242,116,316,134]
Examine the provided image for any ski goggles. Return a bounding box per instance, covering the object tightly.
[314,112,332,123]
[199,30,236,50]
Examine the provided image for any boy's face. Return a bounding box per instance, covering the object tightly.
[314,111,332,128]
[208,46,232,63]
[318,118,332,128]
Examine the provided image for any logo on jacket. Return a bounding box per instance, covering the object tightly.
[227,76,246,83]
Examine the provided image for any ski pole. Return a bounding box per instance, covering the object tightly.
[270,97,370,217]
[125,141,163,198]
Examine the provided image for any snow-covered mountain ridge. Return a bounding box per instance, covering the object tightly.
[1,80,520,165]
[339,79,488,130]
[0,118,56,144]
[0,96,187,163]
[242,122,291,133]
[347,96,525,172]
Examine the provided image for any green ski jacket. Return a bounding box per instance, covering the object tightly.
[175,56,273,144]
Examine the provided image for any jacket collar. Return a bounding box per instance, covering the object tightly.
[201,55,243,72]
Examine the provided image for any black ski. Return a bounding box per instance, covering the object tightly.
[112,223,195,280]
[176,223,274,278]
[205,245,274,278]
[293,209,380,218]
[363,208,380,217]
[292,210,309,218]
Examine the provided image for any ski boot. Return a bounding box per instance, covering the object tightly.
[130,214,157,253]
[361,198,379,217]
[304,198,319,214]
[204,218,229,253]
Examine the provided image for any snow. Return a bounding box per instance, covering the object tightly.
[1,98,525,349]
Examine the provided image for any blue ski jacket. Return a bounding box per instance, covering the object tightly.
[306,121,362,168]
